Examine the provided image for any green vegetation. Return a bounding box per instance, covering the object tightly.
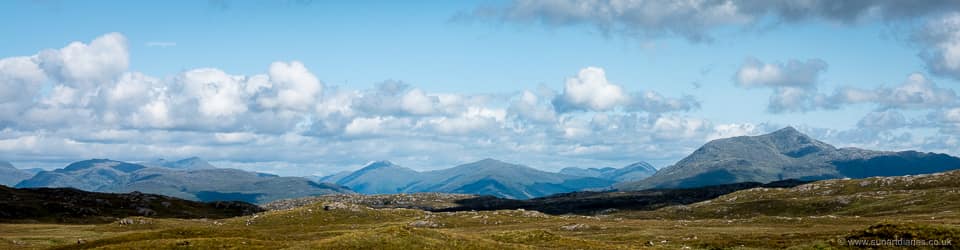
[2,171,959,249]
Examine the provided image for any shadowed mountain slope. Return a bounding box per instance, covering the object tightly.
[0,185,262,223]
[617,127,960,190]
[16,158,351,204]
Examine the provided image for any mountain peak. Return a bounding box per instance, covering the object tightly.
[476,158,506,165]
[770,126,803,137]
[359,160,397,171]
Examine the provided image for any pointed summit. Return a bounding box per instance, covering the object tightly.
[359,160,397,171]
[769,126,803,137]
[776,126,798,133]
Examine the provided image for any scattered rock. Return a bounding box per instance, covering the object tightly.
[560,223,590,231]
[408,220,441,228]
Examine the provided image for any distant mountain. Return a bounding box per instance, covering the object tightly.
[325,161,420,194]
[0,161,33,187]
[143,156,216,170]
[329,159,615,199]
[317,171,351,183]
[560,161,657,182]
[16,158,352,204]
[0,185,262,223]
[21,168,45,175]
[559,167,615,178]
[617,126,960,190]
[409,159,615,199]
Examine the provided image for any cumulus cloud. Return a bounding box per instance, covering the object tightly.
[400,89,439,115]
[552,66,699,114]
[178,68,251,118]
[857,110,908,130]
[8,32,959,176]
[824,73,957,110]
[467,0,960,42]
[37,32,128,86]
[916,13,960,80]
[508,90,557,123]
[733,58,828,113]
[552,67,628,112]
[258,61,323,111]
[626,91,700,113]
[735,58,827,89]
[0,56,48,122]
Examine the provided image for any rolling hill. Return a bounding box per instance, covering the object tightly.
[0,185,262,223]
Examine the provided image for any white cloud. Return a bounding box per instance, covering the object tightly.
[508,90,557,123]
[735,58,827,88]
[707,123,762,141]
[178,68,250,118]
[0,57,48,121]
[826,73,957,110]
[214,132,259,144]
[259,61,323,111]
[426,107,505,135]
[652,115,710,140]
[626,91,700,113]
[733,58,828,113]
[917,13,960,79]
[343,116,412,137]
[7,32,960,176]
[400,88,438,115]
[37,32,128,87]
[857,110,908,130]
[552,66,628,112]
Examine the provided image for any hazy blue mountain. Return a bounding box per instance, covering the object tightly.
[22,168,45,175]
[407,159,614,199]
[327,161,420,194]
[560,161,657,182]
[16,158,351,204]
[559,167,616,178]
[0,161,33,187]
[617,127,960,190]
[316,171,351,183]
[143,157,216,170]
[18,159,144,191]
[327,158,614,199]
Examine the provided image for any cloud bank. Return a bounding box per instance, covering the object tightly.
[0,33,724,175]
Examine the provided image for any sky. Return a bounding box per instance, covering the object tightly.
[2,0,960,176]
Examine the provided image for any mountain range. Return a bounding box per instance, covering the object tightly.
[320,159,621,199]
[0,161,33,187]
[616,126,960,190]
[15,158,352,204]
[559,161,657,182]
[8,126,959,203]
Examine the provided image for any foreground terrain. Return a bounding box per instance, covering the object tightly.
[2,170,959,249]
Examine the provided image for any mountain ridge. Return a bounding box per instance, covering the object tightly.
[322,158,620,199]
[16,158,352,204]
[0,161,33,187]
[617,126,960,190]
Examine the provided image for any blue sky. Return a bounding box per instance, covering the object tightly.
[2,1,960,176]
